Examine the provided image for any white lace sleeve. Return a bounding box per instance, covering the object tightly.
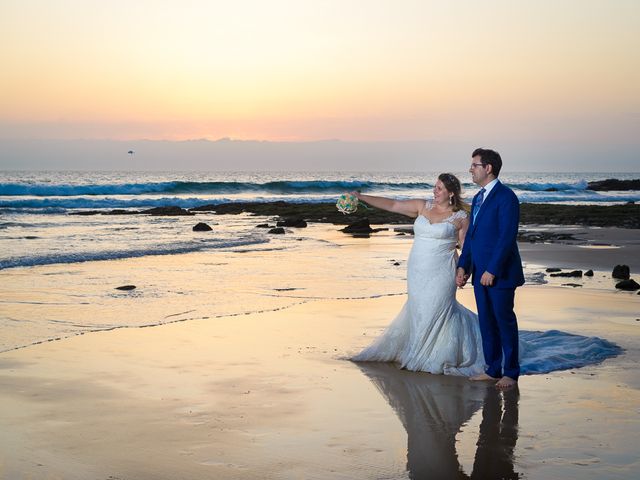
[448,209,469,230]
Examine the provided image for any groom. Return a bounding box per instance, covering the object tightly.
[456,148,524,389]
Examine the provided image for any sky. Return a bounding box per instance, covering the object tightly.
[1,0,639,170]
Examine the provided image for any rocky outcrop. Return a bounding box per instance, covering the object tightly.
[550,270,583,278]
[115,285,136,291]
[70,209,139,216]
[519,204,640,229]
[268,227,285,234]
[68,202,640,228]
[141,206,194,216]
[587,179,640,191]
[190,202,409,224]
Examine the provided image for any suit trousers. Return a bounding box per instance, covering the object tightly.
[473,285,520,380]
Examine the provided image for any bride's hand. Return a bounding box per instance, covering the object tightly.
[455,268,468,288]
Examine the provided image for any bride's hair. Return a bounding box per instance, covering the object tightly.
[438,173,469,212]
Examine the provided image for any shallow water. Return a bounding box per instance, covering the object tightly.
[0,222,412,351]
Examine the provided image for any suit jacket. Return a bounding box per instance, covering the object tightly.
[458,181,525,288]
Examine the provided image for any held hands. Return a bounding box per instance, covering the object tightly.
[455,268,469,288]
[456,269,495,287]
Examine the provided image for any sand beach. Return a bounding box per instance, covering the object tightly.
[1,218,639,479]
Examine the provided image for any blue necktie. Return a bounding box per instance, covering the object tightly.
[473,188,485,222]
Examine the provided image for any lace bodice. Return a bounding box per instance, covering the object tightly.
[423,201,467,225]
[414,202,468,243]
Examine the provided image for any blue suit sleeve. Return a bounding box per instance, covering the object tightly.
[486,191,520,277]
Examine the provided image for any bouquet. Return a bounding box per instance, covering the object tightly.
[336,193,359,214]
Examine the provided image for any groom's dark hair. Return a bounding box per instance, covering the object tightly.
[472,148,502,177]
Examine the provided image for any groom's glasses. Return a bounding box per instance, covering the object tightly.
[470,163,486,169]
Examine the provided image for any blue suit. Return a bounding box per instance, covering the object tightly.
[458,180,524,380]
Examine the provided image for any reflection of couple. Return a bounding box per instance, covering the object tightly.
[358,362,520,479]
[353,148,522,389]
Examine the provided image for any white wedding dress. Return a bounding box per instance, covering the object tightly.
[352,202,622,376]
[353,204,486,376]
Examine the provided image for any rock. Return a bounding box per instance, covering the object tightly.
[276,217,307,228]
[69,210,101,215]
[192,222,212,231]
[550,270,583,278]
[545,267,562,273]
[612,265,630,279]
[393,262,400,266]
[584,269,594,276]
[115,285,136,291]
[255,223,272,228]
[105,209,138,215]
[141,206,194,216]
[562,283,582,288]
[341,218,373,234]
[268,227,285,234]
[615,279,640,291]
[587,179,640,191]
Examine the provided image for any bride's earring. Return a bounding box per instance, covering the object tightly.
[449,195,454,205]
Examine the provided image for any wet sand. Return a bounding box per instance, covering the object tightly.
[0,224,639,479]
[518,226,640,272]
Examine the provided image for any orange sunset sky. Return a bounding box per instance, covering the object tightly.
[0,1,639,170]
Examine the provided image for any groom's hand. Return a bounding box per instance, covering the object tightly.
[456,268,468,288]
[480,271,495,286]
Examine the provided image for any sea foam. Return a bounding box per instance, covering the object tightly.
[0,237,268,270]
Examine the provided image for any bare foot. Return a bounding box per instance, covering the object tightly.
[495,376,517,390]
[470,373,499,382]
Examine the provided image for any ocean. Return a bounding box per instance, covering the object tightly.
[1,170,638,353]
[1,170,639,271]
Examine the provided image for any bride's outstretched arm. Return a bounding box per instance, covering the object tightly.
[351,192,423,218]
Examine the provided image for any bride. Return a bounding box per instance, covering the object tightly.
[351,173,486,376]
[349,173,621,377]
